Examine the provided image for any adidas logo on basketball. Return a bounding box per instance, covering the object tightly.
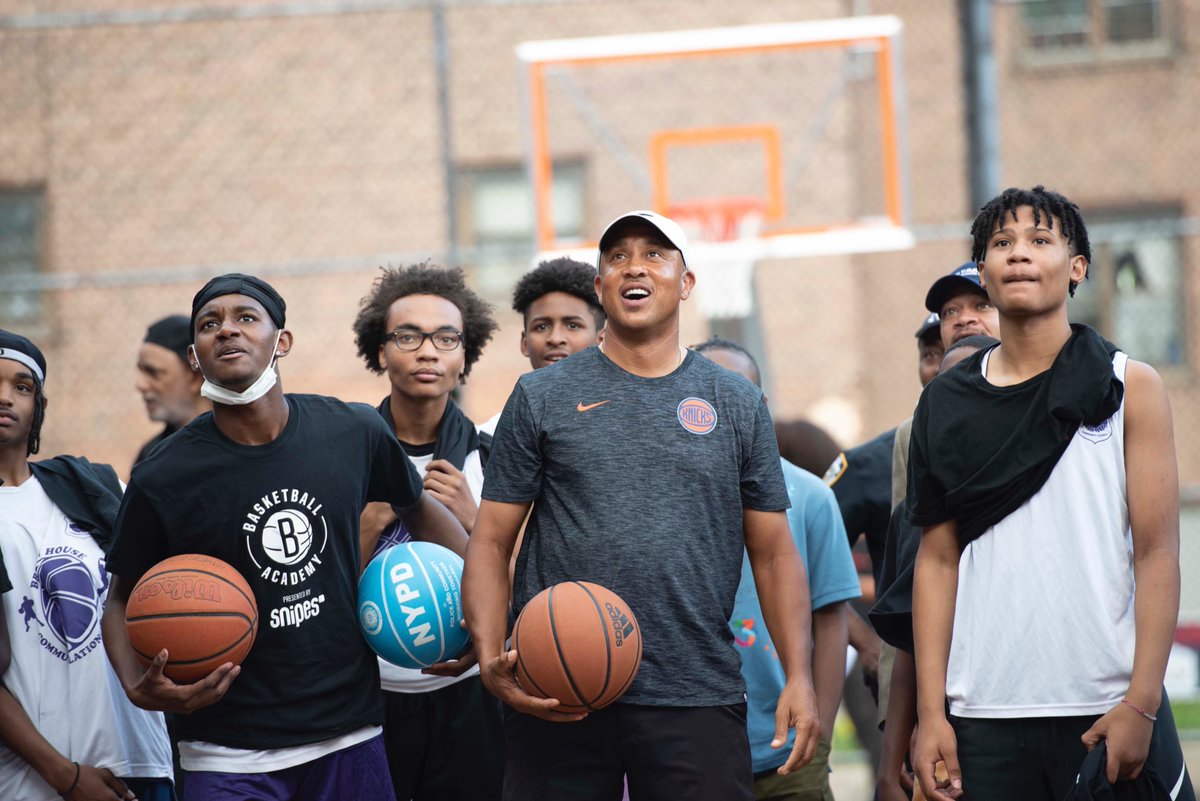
[605,602,635,647]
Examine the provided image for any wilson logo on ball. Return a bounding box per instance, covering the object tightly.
[134,577,223,605]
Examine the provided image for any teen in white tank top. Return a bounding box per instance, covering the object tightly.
[947,352,1133,718]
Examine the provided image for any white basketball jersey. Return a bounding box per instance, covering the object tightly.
[947,352,1134,718]
[0,477,172,800]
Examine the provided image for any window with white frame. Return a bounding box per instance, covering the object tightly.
[457,162,585,294]
[0,190,42,324]
[1070,209,1185,367]
[1020,0,1167,56]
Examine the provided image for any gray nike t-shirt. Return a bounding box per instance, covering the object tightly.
[484,346,789,706]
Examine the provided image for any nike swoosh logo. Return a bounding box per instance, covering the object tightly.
[576,401,610,412]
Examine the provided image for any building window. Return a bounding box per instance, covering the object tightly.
[0,190,42,324]
[1021,0,1166,56]
[1070,210,1184,366]
[457,162,585,294]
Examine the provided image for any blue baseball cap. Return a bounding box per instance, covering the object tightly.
[925,262,988,314]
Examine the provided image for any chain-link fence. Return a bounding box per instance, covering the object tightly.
[1,0,1197,622]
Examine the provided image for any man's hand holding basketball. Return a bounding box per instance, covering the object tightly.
[773,677,820,774]
[127,649,240,714]
[423,620,480,677]
[481,649,588,723]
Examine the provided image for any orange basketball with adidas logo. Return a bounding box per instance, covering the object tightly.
[513,581,642,714]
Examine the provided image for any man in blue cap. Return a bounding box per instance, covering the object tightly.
[924,262,998,349]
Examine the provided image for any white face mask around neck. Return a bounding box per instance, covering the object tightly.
[190,331,282,406]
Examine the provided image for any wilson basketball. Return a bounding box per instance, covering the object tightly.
[125,554,259,683]
[513,581,642,713]
[357,541,470,669]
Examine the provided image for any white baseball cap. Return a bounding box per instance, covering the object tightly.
[597,210,690,266]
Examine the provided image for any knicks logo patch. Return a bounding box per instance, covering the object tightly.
[677,397,717,435]
[1078,418,1114,444]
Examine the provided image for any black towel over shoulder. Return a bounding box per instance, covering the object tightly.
[906,324,1122,548]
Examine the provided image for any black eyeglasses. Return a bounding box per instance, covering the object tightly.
[386,328,465,352]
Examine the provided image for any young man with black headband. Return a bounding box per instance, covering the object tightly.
[0,330,174,800]
[464,211,819,801]
[101,274,467,800]
[352,263,502,801]
[908,187,1192,801]
[134,314,208,466]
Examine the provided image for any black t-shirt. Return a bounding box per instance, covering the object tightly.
[107,394,424,749]
[484,348,790,706]
[825,427,895,586]
[134,423,178,466]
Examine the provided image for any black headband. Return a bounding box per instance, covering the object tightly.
[143,315,192,362]
[190,273,287,333]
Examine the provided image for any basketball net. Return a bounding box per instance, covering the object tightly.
[670,197,764,320]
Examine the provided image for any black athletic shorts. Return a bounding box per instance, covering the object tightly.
[951,689,1194,801]
[502,701,754,801]
[382,676,504,801]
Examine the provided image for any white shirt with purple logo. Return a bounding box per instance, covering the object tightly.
[0,476,172,800]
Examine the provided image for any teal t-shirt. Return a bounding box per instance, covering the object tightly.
[732,458,861,773]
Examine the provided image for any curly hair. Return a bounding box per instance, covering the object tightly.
[512,257,605,328]
[353,262,498,379]
[970,185,1091,297]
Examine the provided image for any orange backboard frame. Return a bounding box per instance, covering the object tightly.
[650,125,786,223]
[517,16,910,255]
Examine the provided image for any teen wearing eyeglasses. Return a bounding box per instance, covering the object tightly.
[351,262,503,801]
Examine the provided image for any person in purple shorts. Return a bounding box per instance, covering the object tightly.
[101,274,467,801]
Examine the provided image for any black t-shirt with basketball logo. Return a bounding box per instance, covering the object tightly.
[484,347,790,707]
[107,394,424,749]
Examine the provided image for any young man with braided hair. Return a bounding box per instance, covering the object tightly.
[908,187,1192,801]
[352,263,503,801]
[0,330,174,800]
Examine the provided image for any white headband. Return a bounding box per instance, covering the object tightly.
[0,348,44,383]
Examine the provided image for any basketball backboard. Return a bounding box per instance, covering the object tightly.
[517,15,914,267]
